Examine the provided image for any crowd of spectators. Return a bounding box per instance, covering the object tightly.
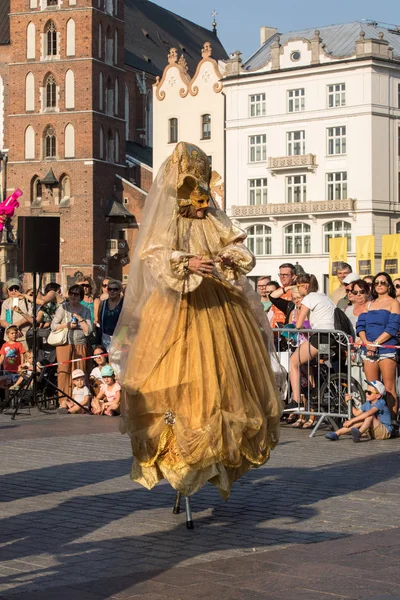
[0,276,124,416]
[257,262,400,441]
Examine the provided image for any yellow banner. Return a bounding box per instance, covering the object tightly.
[356,236,375,277]
[329,237,348,295]
[381,234,400,279]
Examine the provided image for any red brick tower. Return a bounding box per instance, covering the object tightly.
[6,0,126,286]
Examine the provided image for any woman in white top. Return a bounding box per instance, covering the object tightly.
[289,273,336,423]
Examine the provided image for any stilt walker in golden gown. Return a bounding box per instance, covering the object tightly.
[110,142,284,499]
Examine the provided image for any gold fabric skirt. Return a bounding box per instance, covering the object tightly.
[122,276,281,498]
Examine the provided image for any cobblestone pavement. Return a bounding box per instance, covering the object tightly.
[1,410,400,599]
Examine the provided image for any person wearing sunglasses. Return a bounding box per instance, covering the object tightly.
[0,278,32,350]
[325,380,392,441]
[343,279,369,331]
[50,284,93,408]
[356,272,400,418]
[392,278,400,304]
[337,272,361,310]
[97,280,123,351]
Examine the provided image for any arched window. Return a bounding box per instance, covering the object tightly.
[169,118,178,144]
[66,19,76,56]
[105,27,113,64]
[323,220,351,253]
[106,77,114,115]
[125,84,129,139]
[31,175,42,205]
[27,22,36,59]
[106,129,114,163]
[201,114,211,140]
[246,225,272,256]
[284,223,311,254]
[65,123,75,158]
[99,126,104,159]
[114,29,118,64]
[30,0,38,7]
[65,70,75,109]
[114,78,119,115]
[25,72,35,112]
[45,21,57,57]
[44,126,56,159]
[99,72,104,110]
[25,126,35,160]
[115,130,120,163]
[106,0,113,15]
[114,0,118,17]
[396,222,400,234]
[45,74,57,109]
[60,175,71,201]
[47,0,59,5]
[98,23,102,59]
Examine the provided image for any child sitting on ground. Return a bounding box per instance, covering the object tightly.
[9,350,34,391]
[0,325,25,382]
[91,365,120,416]
[59,369,91,414]
[325,380,392,442]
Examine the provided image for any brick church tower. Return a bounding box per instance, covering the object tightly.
[6,0,126,285]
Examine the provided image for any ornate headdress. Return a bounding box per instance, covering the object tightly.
[167,142,211,210]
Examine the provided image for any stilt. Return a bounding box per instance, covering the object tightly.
[185,496,194,529]
[172,491,181,514]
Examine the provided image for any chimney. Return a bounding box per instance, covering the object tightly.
[260,26,278,45]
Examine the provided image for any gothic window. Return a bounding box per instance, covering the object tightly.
[47,0,59,6]
[106,77,114,115]
[44,126,56,159]
[107,130,114,163]
[66,19,76,57]
[114,78,119,115]
[27,22,36,59]
[65,124,75,158]
[45,74,57,109]
[31,176,42,205]
[65,70,75,109]
[114,29,118,64]
[60,175,71,201]
[100,126,104,159]
[115,130,120,163]
[106,0,113,15]
[99,72,104,110]
[98,23,102,59]
[25,72,35,112]
[25,126,35,160]
[125,84,129,139]
[105,27,113,64]
[46,22,57,57]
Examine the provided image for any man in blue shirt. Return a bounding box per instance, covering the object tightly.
[325,380,392,442]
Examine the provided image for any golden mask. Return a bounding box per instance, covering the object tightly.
[169,142,211,210]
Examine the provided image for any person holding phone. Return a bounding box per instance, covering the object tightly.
[0,279,32,350]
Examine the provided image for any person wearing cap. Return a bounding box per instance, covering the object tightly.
[91,365,120,416]
[58,368,91,414]
[0,279,32,350]
[330,262,353,306]
[337,272,361,311]
[325,380,393,442]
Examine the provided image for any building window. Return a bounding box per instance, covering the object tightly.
[249,134,267,162]
[107,130,114,162]
[100,126,104,159]
[44,126,56,159]
[106,77,114,115]
[114,78,119,115]
[47,0,59,6]
[64,123,75,158]
[115,130,120,163]
[105,27,113,64]
[114,29,118,64]
[287,130,305,156]
[396,222,400,233]
[246,225,272,256]
[286,175,307,203]
[66,18,76,57]
[65,69,75,109]
[25,72,35,112]
[169,118,178,144]
[45,75,56,109]
[323,221,351,253]
[27,22,36,60]
[248,178,267,205]
[284,223,311,254]
[31,176,42,204]
[25,126,35,160]
[106,0,113,15]
[327,126,346,155]
[327,83,346,108]
[46,21,57,57]
[99,72,103,111]
[98,23,102,59]
[201,114,211,139]
[327,172,347,200]
[249,93,266,117]
[288,88,305,112]
[60,175,71,201]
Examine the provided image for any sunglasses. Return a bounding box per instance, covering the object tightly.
[82,283,91,287]
[9,286,20,291]
[345,288,353,293]
[108,287,120,291]
[69,291,81,297]
[374,280,389,287]
[365,390,377,396]
[102,283,109,287]
[351,290,366,296]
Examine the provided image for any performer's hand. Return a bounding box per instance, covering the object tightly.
[188,256,215,275]
[217,255,234,268]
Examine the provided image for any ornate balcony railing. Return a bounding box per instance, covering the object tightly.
[268,153,317,171]
[231,198,356,218]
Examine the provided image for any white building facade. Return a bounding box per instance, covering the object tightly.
[153,43,226,207]
[224,23,400,288]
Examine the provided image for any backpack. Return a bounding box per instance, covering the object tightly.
[334,307,355,341]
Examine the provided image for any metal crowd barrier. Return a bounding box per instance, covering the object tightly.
[272,328,364,437]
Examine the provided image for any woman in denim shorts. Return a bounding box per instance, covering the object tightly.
[356,272,400,417]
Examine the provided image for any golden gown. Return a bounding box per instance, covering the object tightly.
[120,211,282,498]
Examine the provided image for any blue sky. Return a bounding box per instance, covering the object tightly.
[154,0,399,60]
